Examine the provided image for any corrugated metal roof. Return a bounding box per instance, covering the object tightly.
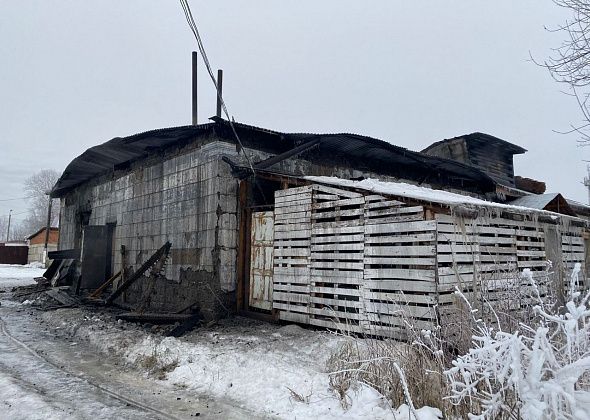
[509,193,560,209]
[51,118,496,197]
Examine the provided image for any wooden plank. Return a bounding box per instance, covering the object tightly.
[311,243,365,252]
[278,311,309,323]
[365,206,424,217]
[312,197,365,210]
[363,291,437,305]
[274,267,310,276]
[274,302,309,314]
[364,256,436,266]
[516,250,547,257]
[311,268,363,279]
[310,252,363,260]
[274,230,312,240]
[312,208,364,220]
[274,248,309,257]
[311,296,364,308]
[364,268,435,281]
[364,279,437,293]
[274,204,311,215]
[275,191,312,203]
[311,261,364,270]
[365,198,404,209]
[366,232,436,244]
[274,223,310,232]
[312,225,364,236]
[364,214,425,224]
[365,245,435,257]
[273,283,310,293]
[309,307,362,319]
[364,302,437,319]
[275,185,312,198]
[312,286,361,296]
[312,184,362,198]
[273,292,309,304]
[365,220,436,235]
[311,234,365,244]
[274,239,310,247]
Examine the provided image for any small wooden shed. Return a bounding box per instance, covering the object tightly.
[261,177,588,339]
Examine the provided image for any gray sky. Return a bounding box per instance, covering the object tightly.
[0,1,587,222]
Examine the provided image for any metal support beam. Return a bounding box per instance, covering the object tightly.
[254,138,321,170]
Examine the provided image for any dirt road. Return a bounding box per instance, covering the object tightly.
[0,297,256,420]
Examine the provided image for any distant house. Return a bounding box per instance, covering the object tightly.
[27,227,59,264]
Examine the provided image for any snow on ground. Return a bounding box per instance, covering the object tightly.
[41,309,401,419]
[0,374,65,420]
[1,268,441,419]
[0,264,45,288]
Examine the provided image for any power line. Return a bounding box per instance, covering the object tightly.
[0,210,29,219]
[179,0,256,176]
[0,195,35,202]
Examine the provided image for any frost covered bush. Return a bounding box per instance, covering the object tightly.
[446,263,590,419]
[326,264,590,418]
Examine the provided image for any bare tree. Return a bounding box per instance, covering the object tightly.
[542,0,590,142]
[22,169,61,236]
[0,216,27,242]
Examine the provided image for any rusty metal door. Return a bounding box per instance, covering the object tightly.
[249,211,274,311]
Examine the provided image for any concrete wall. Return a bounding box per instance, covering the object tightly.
[59,140,239,318]
[28,243,57,264]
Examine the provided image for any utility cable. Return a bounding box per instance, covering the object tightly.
[179,0,257,176]
[0,196,35,202]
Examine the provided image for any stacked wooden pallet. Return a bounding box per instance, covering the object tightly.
[363,196,436,338]
[308,185,366,333]
[272,183,588,339]
[562,225,585,271]
[272,186,312,324]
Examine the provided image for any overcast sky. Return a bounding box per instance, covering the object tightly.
[0,1,588,223]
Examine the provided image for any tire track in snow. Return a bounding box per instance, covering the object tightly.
[0,314,182,420]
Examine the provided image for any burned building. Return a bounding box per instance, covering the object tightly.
[51,117,589,334]
[52,118,498,319]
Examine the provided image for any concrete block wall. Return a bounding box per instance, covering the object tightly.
[58,141,240,318]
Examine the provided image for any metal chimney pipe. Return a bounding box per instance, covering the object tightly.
[216,69,223,118]
[192,51,198,125]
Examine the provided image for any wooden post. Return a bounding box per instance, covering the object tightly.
[236,180,248,311]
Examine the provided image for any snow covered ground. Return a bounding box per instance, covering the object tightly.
[0,263,45,289]
[0,264,442,419]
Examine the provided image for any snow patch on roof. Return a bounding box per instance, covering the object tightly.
[304,176,581,219]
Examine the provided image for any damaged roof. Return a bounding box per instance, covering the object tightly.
[422,132,527,155]
[51,118,497,198]
[509,193,577,217]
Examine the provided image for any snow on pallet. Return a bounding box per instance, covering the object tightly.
[272,183,588,339]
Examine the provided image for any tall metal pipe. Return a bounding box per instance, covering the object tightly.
[192,51,198,125]
[216,69,223,118]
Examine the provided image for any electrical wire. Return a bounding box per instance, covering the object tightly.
[0,196,35,202]
[179,0,257,176]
